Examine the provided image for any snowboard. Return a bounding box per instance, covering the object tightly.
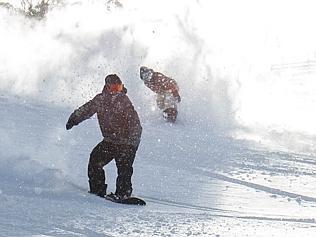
[105,194,146,206]
[68,182,146,205]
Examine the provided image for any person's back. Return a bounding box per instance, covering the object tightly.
[140,66,181,122]
[144,71,179,96]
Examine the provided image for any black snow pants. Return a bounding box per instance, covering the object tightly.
[88,140,138,197]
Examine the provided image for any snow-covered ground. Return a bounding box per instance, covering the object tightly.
[0,0,316,236]
[0,95,315,237]
[1,96,315,237]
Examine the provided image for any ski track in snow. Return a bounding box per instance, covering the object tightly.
[143,196,316,224]
[196,170,316,203]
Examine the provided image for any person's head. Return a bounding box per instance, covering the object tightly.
[104,74,123,93]
[140,66,154,82]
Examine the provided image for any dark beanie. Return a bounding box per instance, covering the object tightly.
[105,74,122,85]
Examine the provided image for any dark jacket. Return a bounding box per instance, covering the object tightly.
[144,72,180,100]
[67,86,142,147]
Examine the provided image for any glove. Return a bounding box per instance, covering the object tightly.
[66,116,75,130]
[66,122,74,130]
[172,90,181,103]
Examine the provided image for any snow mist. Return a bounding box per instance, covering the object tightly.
[1,0,316,152]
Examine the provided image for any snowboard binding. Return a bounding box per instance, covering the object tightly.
[105,192,146,205]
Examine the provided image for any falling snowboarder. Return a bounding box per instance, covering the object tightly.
[66,74,145,205]
[139,66,181,122]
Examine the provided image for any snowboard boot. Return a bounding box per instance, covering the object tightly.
[89,180,107,198]
[105,192,121,202]
[106,192,130,202]
[115,188,132,200]
[162,108,178,123]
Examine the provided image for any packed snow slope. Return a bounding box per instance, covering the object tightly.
[0,95,316,237]
[0,0,316,236]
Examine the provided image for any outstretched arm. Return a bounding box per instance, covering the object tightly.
[66,95,99,130]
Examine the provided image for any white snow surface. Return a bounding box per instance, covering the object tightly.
[0,0,316,236]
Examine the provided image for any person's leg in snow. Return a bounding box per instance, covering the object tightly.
[114,144,137,199]
[88,140,116,197]
[88,141,138,199]
[157,91,178,122]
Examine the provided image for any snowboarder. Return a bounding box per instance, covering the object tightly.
[139,66,181,122]
[66,74,142,201]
